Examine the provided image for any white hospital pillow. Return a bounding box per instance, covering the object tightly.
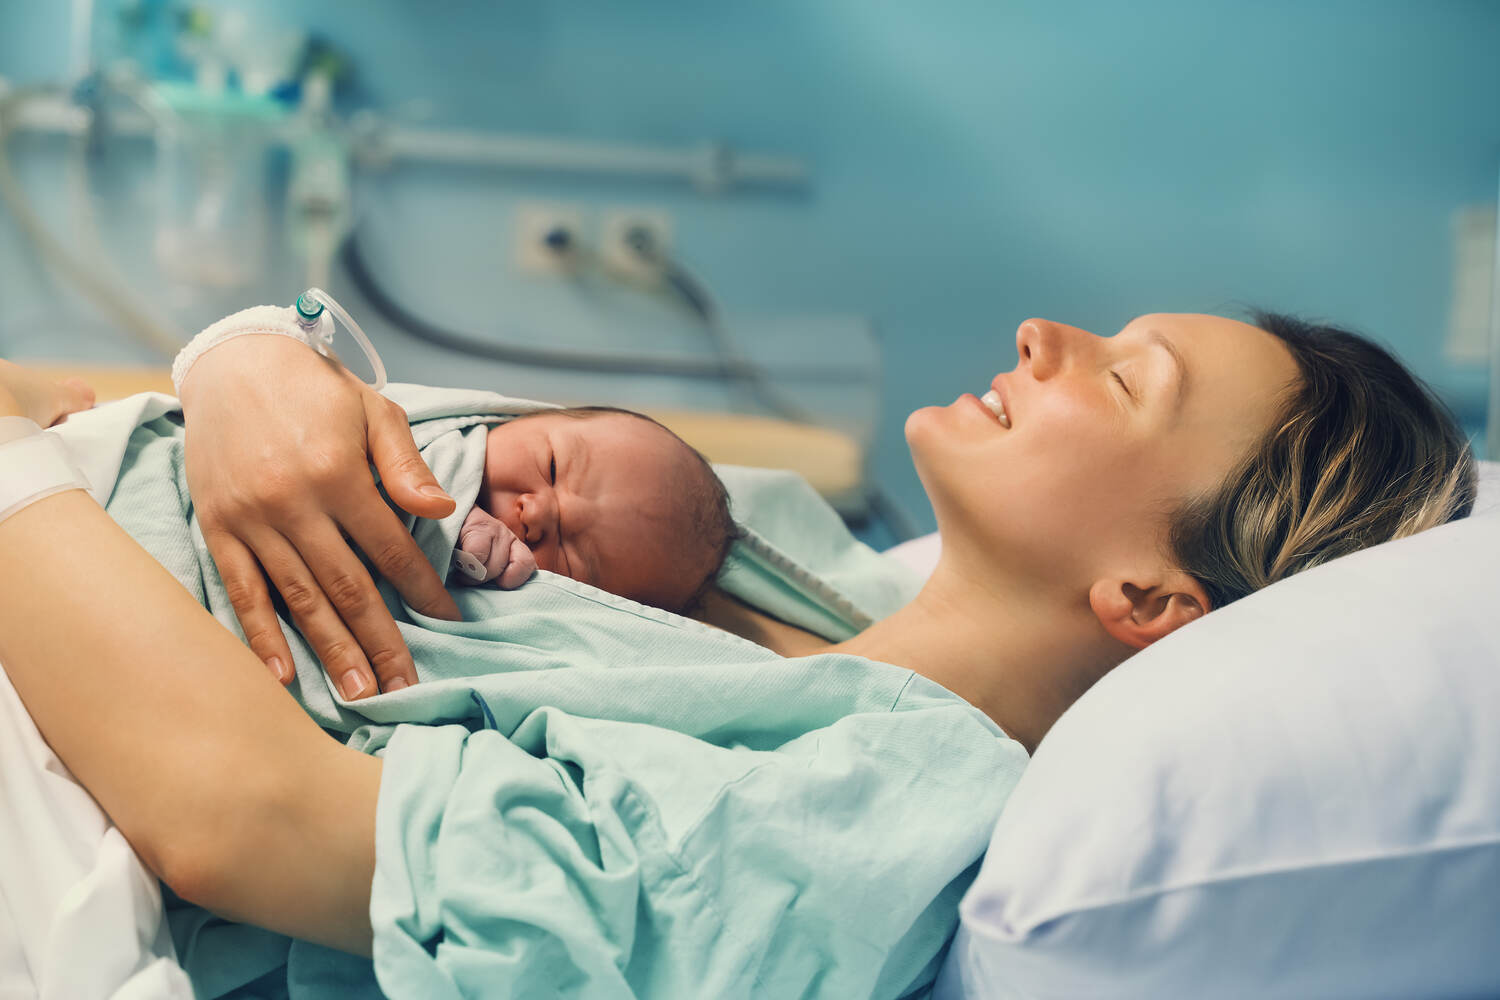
[882,531,941,577]
[936,461,1500,999]
[1475,456,1500,515]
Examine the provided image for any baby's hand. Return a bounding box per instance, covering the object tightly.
[452,506,537,589]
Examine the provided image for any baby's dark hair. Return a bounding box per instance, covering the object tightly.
[541,405,739,614]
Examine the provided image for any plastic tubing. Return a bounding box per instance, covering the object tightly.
[297,287,387,390]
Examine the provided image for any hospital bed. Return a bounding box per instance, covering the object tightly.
[4,366,1500,998]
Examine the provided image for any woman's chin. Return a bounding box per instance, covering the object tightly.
[905,409,938,474]
[904,405,945,448]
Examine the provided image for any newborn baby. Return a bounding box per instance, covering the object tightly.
[451,406,737,614]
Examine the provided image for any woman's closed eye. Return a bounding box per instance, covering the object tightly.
[1111,370,1135,401]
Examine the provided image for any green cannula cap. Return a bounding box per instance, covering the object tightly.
[295,292,324,322]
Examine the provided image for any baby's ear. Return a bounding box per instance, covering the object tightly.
[1088,576,1209,650]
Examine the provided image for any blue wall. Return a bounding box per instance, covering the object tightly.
[3,1,1498,536]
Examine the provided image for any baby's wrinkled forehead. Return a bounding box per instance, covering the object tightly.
[489,407,700,511]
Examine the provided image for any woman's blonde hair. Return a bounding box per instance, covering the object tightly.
[1169,310,1476,609]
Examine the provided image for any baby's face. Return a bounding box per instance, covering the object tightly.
[480,411,704,609]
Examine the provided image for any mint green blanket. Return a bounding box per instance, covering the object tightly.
[85,385,1027,1000]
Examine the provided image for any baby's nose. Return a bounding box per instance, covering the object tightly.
[516,492,555,544]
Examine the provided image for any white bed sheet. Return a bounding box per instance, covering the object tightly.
[0,394,190,997]
[0,668,192,998]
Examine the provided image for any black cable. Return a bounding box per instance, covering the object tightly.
[657,256,823,425]
[339,234,860,382]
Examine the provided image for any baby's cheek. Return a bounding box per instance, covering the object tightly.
[530,546,560,574]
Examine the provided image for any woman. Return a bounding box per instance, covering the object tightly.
[0,310,1474,996]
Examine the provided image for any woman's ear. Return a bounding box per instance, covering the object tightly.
[1087,575,1211,650]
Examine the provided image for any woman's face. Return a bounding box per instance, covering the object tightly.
[906,313,1300,596]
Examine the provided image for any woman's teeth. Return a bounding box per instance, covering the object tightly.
[980,389,1010,428]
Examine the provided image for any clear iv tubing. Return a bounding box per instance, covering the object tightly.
[295,287,388,391]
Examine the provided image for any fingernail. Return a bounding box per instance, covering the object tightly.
[268,656,288,682]
[419,484,449,500]
[386,676,410,692]
[340,669,367,699]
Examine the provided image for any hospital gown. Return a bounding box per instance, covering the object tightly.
[83,385,1029,1000]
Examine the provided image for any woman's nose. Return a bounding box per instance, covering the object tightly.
[1016,319,1092,381]
[516,492,556,545]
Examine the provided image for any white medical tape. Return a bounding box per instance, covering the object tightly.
[0,422,93,525]
[170,305,334,397]
[0,416,42,446]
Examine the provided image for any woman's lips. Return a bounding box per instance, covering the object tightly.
[979,388,1011,428]
[962,391,1009,428]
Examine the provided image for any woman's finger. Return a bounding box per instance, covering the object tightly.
[250,528,384,700]
[336,449,461,623]
[364,392,456,522]
[201,530,297,685]
[285,514,420,695]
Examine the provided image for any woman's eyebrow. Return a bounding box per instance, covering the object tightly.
[1148,330,1189,412]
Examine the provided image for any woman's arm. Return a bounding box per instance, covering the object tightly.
[0,367,379,956]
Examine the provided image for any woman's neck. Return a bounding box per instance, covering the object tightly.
[693,588,834,657]
[829,558,1118,752]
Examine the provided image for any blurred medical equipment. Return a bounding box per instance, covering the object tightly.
[0,79,183,356]
[0,70,840,395]
[0,74,808,346]
[152,84,275,289]
[0,9,907,533]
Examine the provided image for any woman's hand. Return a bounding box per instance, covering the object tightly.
[178,335,461,699]
[0,359,96,424]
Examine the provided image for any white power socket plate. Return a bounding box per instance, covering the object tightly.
[600,208,673,284]
[513,202,585,275]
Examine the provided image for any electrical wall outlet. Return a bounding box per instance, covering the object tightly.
[600,208,673,284]
[513,202,586,275]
